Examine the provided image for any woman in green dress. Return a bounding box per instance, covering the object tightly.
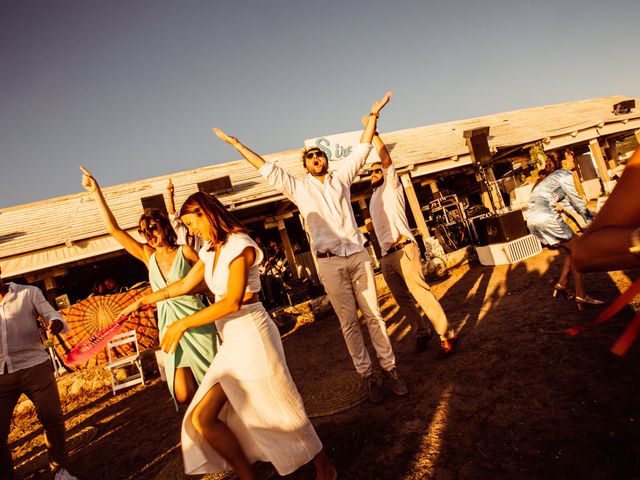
[81,167,216,407]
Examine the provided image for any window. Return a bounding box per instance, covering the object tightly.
[140,194,167,213]
[197,176,233,195]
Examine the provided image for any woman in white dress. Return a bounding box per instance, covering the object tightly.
[122,191,336,480]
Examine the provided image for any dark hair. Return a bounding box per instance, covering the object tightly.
[179,191,247,248]
[139,209,177,248]
[533,150,564,190]
[301,147,327,168]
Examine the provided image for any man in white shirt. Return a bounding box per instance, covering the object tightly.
[0,266,78,480]
[366,130,457,357]
[213,92,407,403]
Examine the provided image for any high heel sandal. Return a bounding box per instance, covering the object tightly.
[552,283,574,300]
[574,295,605,312]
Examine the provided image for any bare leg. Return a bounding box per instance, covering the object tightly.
[173,367,198,405]
[313,448,337,480]
[557,254,572,289]
[191,383,257,480]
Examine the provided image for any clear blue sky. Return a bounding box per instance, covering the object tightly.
[1,0,638,208]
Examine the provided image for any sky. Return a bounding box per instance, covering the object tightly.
[1,0,639,209]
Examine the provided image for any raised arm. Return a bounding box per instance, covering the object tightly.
[80,166,149,264]
[160,246,256,354]
[213,128,266,170]
[360,91,393,144]
[166,179,177,215]
[361,115,392,169]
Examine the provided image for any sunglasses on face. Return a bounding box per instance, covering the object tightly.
[138,224,159,238]
[304,150,326,161]
[371,168,383,174]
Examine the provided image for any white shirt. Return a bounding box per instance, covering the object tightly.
[259,143,373,256]
[168,212,204,252]
[369,164,417,255]
[199,234,264,302]
[0,283,70,374]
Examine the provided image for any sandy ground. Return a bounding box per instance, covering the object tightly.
[9,248,640,480]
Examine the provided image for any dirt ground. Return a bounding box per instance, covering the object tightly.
[9,248,640,480]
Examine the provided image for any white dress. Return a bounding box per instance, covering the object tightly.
[181,233,322,475]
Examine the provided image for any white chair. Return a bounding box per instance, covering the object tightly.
[105,329,145,395]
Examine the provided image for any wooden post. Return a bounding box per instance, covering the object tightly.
[276,218,299,280]
[400,173,431,247]
[588,138,611,192]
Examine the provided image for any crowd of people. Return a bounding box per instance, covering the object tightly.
[2,91,639,480]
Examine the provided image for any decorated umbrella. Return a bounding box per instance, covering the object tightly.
[55,286,158,369]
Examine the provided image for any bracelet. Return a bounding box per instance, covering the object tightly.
[373,132,380,137]
[369,112,380,118]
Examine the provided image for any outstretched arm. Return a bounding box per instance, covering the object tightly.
[360,91,393,144]
[213,128,266,170]
[160,247,256,354]
[120,260,206,316]
[80,166,149,264]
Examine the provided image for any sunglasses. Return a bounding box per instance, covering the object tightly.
[371,168,383,174]
[138,224,159,238]
[304,150,326,161]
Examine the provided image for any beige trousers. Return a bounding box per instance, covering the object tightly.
[316,249,396,376]
[381,242,452,340]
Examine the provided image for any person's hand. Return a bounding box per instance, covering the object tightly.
[555,203,564,213]
[160,320,187,354]
[119,298,144,319]
[370,91,393,115]
[167,179,174,195]
[47,319,64,336]
[361,115,370,127]
[213,128,239,146]
[80,166,98,193]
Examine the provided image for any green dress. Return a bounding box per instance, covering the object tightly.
[149,246,217,408]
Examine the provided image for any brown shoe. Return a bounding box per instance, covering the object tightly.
[362,374,384,403]
[438,336,457,358]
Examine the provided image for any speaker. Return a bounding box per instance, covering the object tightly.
[473,210,529,246]
[464,127,492,166]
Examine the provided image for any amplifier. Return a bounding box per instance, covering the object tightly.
[473,210,529,246]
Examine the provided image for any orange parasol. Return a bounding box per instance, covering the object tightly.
[56,287,158,368]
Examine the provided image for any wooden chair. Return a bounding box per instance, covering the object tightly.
[105,329,145,395]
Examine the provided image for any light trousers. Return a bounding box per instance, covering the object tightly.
[0,360,67,479]
[381,242,452,340]
[316,249,396,376]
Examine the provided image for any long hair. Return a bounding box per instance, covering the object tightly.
[179,191,247,248]
[139,209,178,248]
[532,150,564,190]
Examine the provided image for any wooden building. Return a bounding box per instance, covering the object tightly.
[1,95,638,304]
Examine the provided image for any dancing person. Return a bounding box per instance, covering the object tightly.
[0,266,78,480]
[567,145,640,272]
[213,91,408,403]
[526,150,603,311]
[80,167,216,407]
[167,179,203,251]
[120,192,336,480]
[365,122,457,356]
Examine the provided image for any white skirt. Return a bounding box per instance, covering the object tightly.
[181,302,322,475]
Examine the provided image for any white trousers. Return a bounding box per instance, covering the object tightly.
[316,249,396,376]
